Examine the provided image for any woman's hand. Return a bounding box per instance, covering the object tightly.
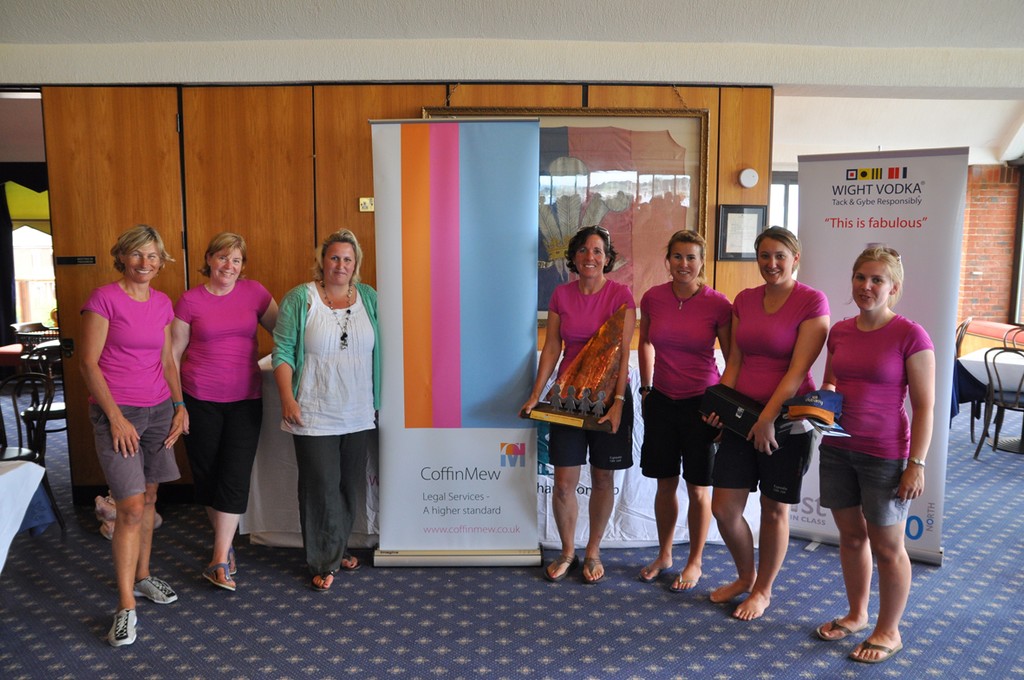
[897,464,925,501]
[597,398,624,434]
[164,406,188,449]
[109,412,141,457]
[281,396,304,428]
[520,395,539,416]
[748,415,779,454]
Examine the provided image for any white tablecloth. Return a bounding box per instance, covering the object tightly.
[959,347,1024,387]
[0,461,44,576]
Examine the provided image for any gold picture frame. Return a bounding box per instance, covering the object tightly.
[423,108,709,322]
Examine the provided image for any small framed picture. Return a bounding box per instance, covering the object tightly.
[717,205,767,261]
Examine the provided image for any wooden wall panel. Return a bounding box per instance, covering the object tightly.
[42,86,186,494]
[182,86,315,357]
[314,84,447,287]
[447,84,584,109]
[714,87,774,302]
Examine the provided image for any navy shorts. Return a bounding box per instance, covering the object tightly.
[712,427,814,504]
[640,389,715,485]
[548,389,634,470]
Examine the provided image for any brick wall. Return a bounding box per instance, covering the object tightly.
[959,165,1021,323]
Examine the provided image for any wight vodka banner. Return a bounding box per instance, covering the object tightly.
[371,119,540,565]
[796,147,968,565]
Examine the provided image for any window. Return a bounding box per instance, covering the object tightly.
[769,171,799,234]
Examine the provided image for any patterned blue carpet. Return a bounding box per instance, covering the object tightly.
[1,409,1022,679]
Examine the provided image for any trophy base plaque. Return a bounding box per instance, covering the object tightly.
[520,405,613,433]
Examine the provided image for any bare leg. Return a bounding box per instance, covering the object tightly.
[206,507,240,567]
[817,506,871,639]
[710,487,756,603]
[850,522,911,661]
[674,482,711,590]
[547,465,581,580]
[112,492,146,610]
[583,467,615,582]
[733,496,789,620]
[640,476,678,581]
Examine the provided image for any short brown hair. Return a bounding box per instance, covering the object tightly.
[110,225,174,273]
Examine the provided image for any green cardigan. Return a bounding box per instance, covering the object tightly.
[271,281,381,410]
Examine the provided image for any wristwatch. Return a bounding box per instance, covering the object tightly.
[639,386,653,395]
[908,457,926,468]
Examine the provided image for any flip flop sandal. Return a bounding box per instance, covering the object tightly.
[669,572,700,592]
[228,546,237,576]
[311,571,336,592]
[202,563,236,592]
[582,557,605,584]
[816,618,869,641]
[637,564,664,583]
[849,641,903,663]
[544,554,579,582]
[340,554,361,571]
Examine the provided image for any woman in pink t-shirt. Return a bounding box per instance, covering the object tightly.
[705,227,829,621]
[637,230,731,592]
[814,247,935,664]
[171,232,278,592]
[81,225,188,647]
[522,226,635,585]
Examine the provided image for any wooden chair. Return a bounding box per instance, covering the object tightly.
[954,317,982,441]
[974,347,1024,460]
[0,372,65,532]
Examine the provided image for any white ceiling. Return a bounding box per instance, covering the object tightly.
[2,0,1023,167]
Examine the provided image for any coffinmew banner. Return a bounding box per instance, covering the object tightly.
[796,147,968,565]
[371,119,540,565]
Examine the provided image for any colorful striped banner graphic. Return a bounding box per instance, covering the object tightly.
[373,120,540,429]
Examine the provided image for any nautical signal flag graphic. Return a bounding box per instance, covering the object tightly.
[858,168,882,180]
[888,166,908,179]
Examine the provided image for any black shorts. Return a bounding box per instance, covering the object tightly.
[640,389,715,485]
[712,427,814,504]
[548,389,634,470]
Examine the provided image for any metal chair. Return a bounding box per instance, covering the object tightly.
[974,347,1024,460]
[0,372,65,532]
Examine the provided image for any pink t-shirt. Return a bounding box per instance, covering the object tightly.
[174,279,273,402]
[549,279,635,379]
[826,315,933,460]
[81,282,174,407]
[733,281,829,404]
[641,282,732,399]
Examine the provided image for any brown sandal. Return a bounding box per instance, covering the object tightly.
[311,571,335,592]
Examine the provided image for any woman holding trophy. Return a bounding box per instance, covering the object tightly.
[522,226,636,584]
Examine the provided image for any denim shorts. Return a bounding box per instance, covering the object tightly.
[819,444,910,527]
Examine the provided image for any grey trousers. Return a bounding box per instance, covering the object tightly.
[292,430,370,574]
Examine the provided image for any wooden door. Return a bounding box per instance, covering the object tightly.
[42,86,186,498]
[181,86,315,357]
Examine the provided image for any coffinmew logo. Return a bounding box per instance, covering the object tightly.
[499,442,526,467]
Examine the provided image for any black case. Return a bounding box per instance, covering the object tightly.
[700,384,764,437]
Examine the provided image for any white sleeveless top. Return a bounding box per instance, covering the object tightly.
[283,282,375,436]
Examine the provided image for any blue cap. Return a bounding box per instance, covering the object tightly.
[783,390,843,426]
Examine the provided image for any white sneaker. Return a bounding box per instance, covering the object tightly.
[108,608,137,647]
[132,576,178,604]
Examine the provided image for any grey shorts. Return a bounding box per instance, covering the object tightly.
[819,444,910,527]
[90,401,181,500]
